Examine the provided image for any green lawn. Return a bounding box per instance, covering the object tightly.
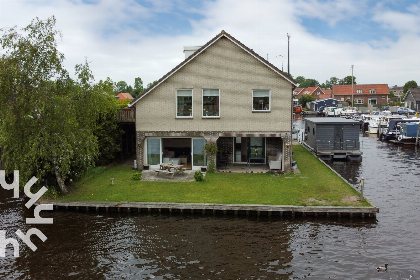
[58,145,371,207]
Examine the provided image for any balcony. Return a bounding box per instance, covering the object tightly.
[117,108,135,123]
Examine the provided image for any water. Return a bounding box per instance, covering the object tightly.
[1,132,420,279]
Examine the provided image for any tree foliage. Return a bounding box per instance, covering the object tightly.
[403,80,418,94]
[298,95,316,108]
[339,76,356,85]
[0,17,119,193]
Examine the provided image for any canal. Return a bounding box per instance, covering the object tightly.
[1,128,420,279]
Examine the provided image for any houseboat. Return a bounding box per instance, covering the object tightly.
[303,118,362,161]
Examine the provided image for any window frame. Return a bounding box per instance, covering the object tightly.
[176,89,193,118]
[202,88,220,118]
[252,89,271,112]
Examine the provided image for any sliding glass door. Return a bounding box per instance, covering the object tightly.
[192,138,206,170]
[146,138,161,167]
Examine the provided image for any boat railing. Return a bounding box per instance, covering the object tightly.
[316,140,360,151]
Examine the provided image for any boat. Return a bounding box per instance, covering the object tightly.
[394,122,420,143]
[293,105,302,114]
[379,118,420,141]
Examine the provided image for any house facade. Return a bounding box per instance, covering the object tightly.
[332,84,389,105]
[404,88,420,111]
[130,31,297,173]
[294,86,331,101]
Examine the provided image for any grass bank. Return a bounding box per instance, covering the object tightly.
[58,145,370,207]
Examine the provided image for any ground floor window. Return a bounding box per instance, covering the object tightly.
[145,137,206,170]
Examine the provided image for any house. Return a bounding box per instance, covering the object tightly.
[129,30,297,173]
[332,84,389,105]
[116,92,134,101]
[304,118,362,161]
[390,85,403,101]
[403,88,420,112]
[294,86,332,101]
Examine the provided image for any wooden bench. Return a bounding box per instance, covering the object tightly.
[155,170,174,177]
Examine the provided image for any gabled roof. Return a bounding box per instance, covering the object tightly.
[117,92,133,100]
[130,30,297,107]
[332,84,389,95]
[293,88,304,96]
[405,88,420,101]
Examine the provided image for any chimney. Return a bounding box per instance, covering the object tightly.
[183,46,201,59]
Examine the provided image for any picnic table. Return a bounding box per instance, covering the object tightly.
[156,163,185,177]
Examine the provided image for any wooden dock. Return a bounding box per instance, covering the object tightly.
[40,200,379,218]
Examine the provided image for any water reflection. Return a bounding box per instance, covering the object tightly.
[2,121,420,279]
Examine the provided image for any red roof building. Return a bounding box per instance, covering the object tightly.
[294,86,331,100]
[332,84,389,105]
[116,92,134,101]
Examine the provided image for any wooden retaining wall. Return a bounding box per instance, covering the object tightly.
[40,200,378,218]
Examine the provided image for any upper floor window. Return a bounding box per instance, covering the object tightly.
[369,89,376,94]
[252,90,270,111]
[356,89,363,94]
[176,89,193,118]
[202,89,220,118]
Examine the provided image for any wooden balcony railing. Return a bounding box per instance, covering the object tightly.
[117,107,135,123]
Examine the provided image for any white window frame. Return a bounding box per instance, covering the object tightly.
[202,88,220,118]
[369,89,376,94]
[252,90,271,112]
[356,89,363,94]
[355,98,364,104]
[176,89,193,118]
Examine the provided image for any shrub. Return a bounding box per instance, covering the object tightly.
[132,172,141,181]
[194,171,204,181]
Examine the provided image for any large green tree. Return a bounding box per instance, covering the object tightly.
[339,76,356,85]
[403,80,418,94]
[298,95,316,108]
[131,77,144,98]
[0,17,117,193]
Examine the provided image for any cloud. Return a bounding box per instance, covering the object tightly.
[1,0,419,88]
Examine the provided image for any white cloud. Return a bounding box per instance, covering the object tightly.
[1,0,419,87]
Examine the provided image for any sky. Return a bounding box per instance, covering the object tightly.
[1,0,419,88]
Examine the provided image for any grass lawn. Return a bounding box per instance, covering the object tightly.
[58,145,371,207]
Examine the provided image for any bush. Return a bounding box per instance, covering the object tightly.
[132,172,141,181]
[194,171,204,181]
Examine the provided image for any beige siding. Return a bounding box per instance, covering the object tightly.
[135,37,292,133]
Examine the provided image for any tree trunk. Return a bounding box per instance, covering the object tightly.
[55,166,68,194]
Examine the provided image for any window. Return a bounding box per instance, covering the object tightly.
[382,96,386,100]
[356,89,363,94]
[177,89,193,117]
[355,99,364,104]
[369,89,376,94]
[252,90,270,111]
[202,89,220,117]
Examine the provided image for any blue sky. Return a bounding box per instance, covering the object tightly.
[1,0,419,88]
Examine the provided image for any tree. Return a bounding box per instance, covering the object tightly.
[146,80,158,89]
[299,79,319,88]
[325,77,340,89]
[339,76,356,85]
[298,95,316,108]
[403,80,418,94]
[132,77,144,98]
[295,76,306,85]
[0,17,116,193]
[115,80,128,93]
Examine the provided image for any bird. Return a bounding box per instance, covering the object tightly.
[376,263,388,272]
